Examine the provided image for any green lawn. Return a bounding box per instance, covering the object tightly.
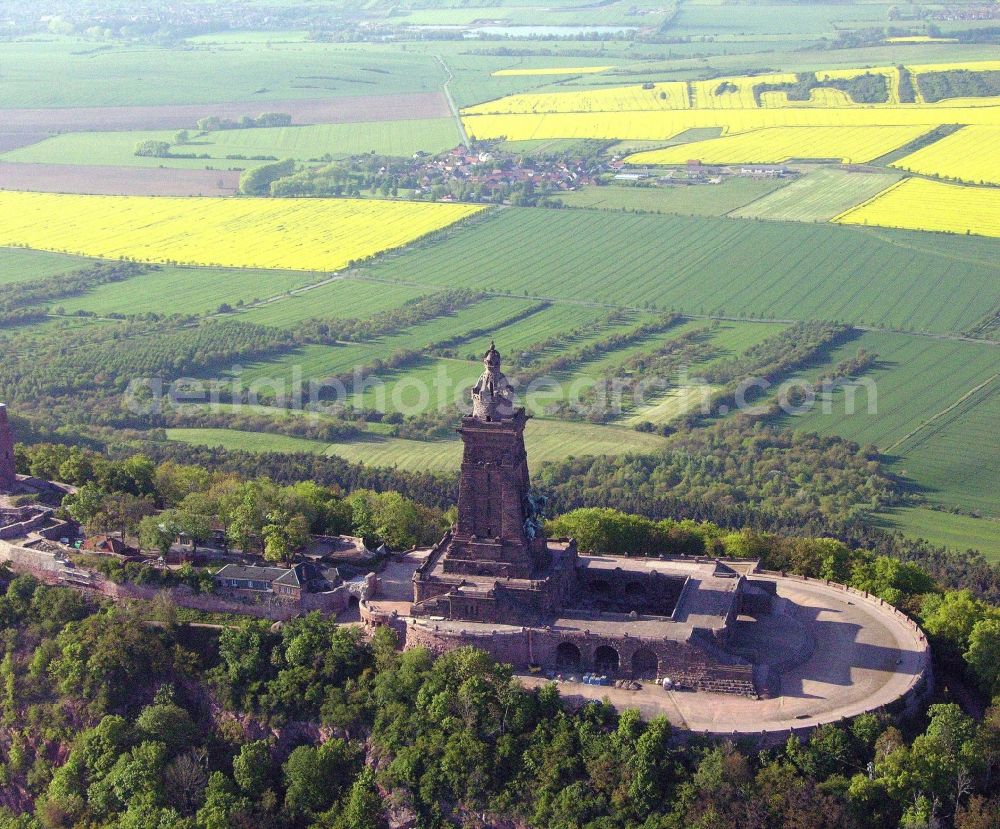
[359,207,1000,337]
[780,332,1000,517]
[728,167,904,222]
[875,506,1000,563]
[2,120,460,168]
[166,418,670,471]
[0,246,90,285]
[559,179,788,217]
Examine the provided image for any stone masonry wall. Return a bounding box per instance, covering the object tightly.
[0,538,370,621]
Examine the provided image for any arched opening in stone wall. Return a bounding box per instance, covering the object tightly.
[594,645,620,676]
[556,642,582,672]
[632,648,658,680]
[589,579,612,597]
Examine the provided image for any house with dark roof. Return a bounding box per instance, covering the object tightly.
[81,534,140,558]
[213,561,342,603]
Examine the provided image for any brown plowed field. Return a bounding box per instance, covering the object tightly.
[0,92,450,133]
[0,163,241,196]
[0,133,50,152]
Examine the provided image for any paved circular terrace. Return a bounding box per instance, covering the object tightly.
[519,575,930,736]
[365,555,931,737]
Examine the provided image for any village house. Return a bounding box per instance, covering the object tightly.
[213,560,342,603]
[81,534,140,558]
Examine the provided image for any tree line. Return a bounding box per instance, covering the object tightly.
[0,573,995,829]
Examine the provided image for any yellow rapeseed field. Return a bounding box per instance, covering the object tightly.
[892,125,1000,185]
[833,178,1000,238]
[885,36,957,43]
[491,66,613,76]
[625,126,930,165]
[0,192,485,271]
[757,87,854,108]
[908,60,1000,75]
[464,82,689,114]
[463,105,995,142]
[689,74,797,109]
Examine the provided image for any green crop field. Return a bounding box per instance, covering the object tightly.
[56,265,325,317]
[889,376,999,519]
[228,295,540,386]
[465,303,615,359]
[239,278,433,328]
[694,321,790,371]
[2,119,460,168]
[876,506,1000,563]
[729,168,904,223]
[348,315,671,416]
[232,316,789,420]
[621,320,789,423]
[349,357,483,415]
[666,3,892,38]
[779,331,1000,517]
[386,1,672,29]
[359,207,1000,336]
[559,179,788,217]
[0,41,445,107]
[0,246,91,285]
[166,418,670,471]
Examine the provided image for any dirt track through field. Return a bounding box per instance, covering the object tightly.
[0,91,451,133]
[0,162,240,196]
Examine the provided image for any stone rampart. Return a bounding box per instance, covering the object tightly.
[0,538,372,622]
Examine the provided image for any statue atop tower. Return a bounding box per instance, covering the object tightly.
[471,341,515,421]
[0,405,17,493]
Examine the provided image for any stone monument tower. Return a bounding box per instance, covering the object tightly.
[412,342,579,623]
[0,405,17,493]
[444,342,547,580]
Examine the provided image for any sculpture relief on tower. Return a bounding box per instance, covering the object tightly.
[471,341,516,421]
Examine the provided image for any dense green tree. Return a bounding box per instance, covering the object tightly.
[134,140,171,158]
[196,773,248,829]
[239,159,295,196]
[135,702,198,755]
[232,740,273,795]
[139,513,176,556]
[282,739,357,820]
[336,767,385,829]
[964,618,1000,696]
